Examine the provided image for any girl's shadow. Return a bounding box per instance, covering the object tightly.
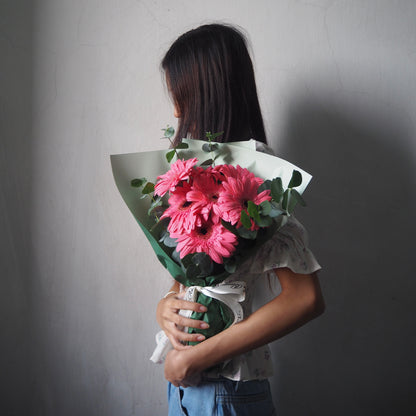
[268,95,416,416]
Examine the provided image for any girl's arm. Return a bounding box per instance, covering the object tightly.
[164,268,325,387]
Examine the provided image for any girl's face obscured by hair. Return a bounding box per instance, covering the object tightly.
[161,23,267,146]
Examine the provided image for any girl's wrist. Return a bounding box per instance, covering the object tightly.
[181,344,209,374]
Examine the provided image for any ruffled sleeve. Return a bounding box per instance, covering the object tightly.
[246,216,321,275]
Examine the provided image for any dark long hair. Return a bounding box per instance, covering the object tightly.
[161,23,267,146]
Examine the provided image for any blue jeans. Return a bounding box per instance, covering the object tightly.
[167,377,276,416]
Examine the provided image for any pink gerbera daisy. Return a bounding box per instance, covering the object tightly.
[214,164,263,186]
[186,167,223,221]
[171,218,238,264]
[154,158,198,197]
[217,166,271,229]
[161,182,202,233]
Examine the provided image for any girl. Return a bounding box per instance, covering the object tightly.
[156,23,325,415]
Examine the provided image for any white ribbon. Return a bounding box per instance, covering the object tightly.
[150,281,246,364]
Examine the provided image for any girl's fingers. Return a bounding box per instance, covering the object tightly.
[169,312,209,330]
[167,324,207,345]
[169,298,207,313]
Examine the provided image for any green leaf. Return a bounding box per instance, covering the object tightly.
[171,249,181,264]
[221,220,237,234]
[191,252,213,276]
[223,257,237,274]
[147,198,163,216]
[259,200,271,215]
[240,210,252,229]
[281,189,289,211]
[270,177,284,202]
[258,180,271,193]
[181,254,194,269]
[131,177,146,188]
[186,263,200,280]
[161,234,177,248]
[269,205,284,218]
[288,170,302,188]
[205,131,223,141]
[202,143,212,152]
[162,126,175,138]
[237,227,257,239]
[200,158,214,166]
[247,201,261,224]
[166,150,176,163]
[175,142,189,149]
[274,214,288,229]
[256,215,273,227]
[202,143,219,152]
[142,182,154,194]
[247,201,257,216]
[291,189,306,207]
[286,190,297,214]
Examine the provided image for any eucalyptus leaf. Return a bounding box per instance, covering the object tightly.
[275,214,288,229]
[269,206,284,218]
[258,179,271,193]
[202,143,211,152]
[175,142,189,149]
[171,249,181,264]
[281,189,289,211]
[192,252,213,276]
[202,143,219,152]
[288,170,302,188]
[223,257,237,274]
[240,210,252,229]
[161,234,178,248]
[205,131,223,141]
[200,158,214,166]
[163,126,175,138]
[147,198,163,216]
[181,254,193,269]
[186,263,201,280]
[270,177,284,202]
[237,227,258,239]
[166,150,176,163]
[221,220,237,234]
[131,177,146,188]
[291,189,306,207]
[259,200,271,215]
[142,182,155,194]
[286,190,297,214]
[247,201,257,216]
[247,201,261,223]
[256,215,273,227]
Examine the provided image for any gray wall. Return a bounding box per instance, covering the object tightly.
[1,1,415,415]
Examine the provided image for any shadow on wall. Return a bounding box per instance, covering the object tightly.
[0,2,33,415]
[269,95,416,416]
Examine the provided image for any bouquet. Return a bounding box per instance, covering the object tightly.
[111,128,312,363]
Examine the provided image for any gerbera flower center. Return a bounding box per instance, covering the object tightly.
[196,224,213,239]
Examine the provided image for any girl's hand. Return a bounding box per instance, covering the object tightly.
[164,349,201,387]
[156,292,210,350]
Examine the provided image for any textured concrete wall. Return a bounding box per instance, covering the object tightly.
[1,1,415,415]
